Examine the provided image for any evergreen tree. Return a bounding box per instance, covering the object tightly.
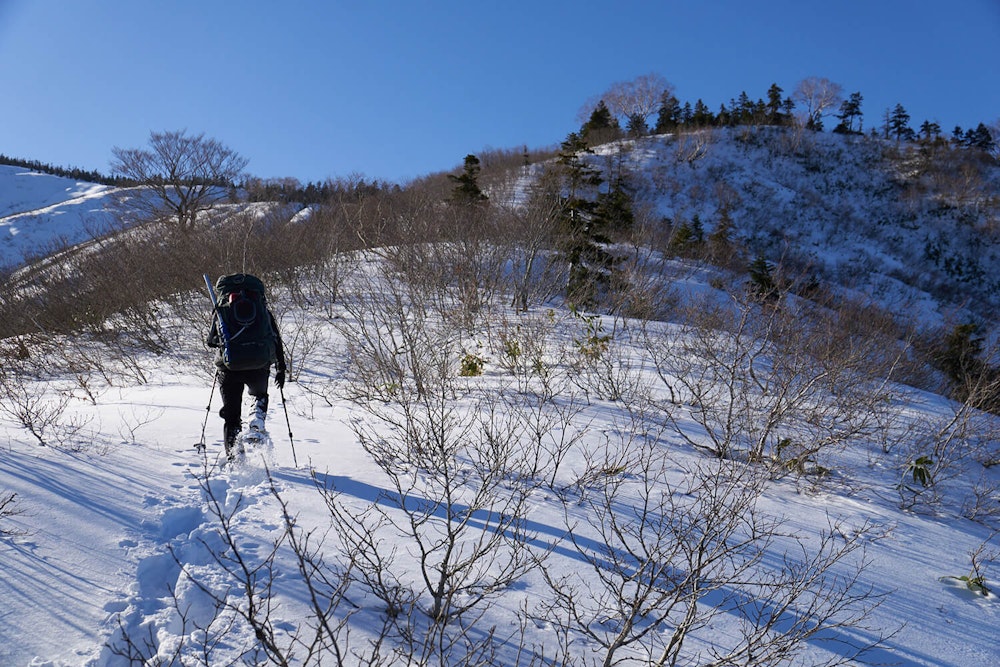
[581,100,621,146]
[594,179,634,237]
[748,254,779,302]
[626,113,649,137]
[888,104,916,141]
[679,101,694,126]
[952,125,966,146]
[654,92,681,133]
[919,120,942,143]
[555,133,608,308]
[448,154,488,205]
[707,208,735,265]
[732,91,754,124]
[668,222,696,255]
[937,323,986,393]
[689,214,704,243]
[716,103,732,127]
[833,92,864,134]
[782,96,796,120]
[765,84,782,121]
[965,123,996,153]
[691,99,715,126]
[669,214,705,256]
[765,83,791,125]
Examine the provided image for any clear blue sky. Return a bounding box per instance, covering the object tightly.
[1,1,997,185]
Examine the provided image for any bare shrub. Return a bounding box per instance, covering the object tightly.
[606,227,681,322]
[275,308,328,384]
[508,388,590,490]
[316,420,537,662]
[276,208,363,319]
[533,452,889,666]
[491,167,565,313]
[0,491,24,537]
[339,353,536,622]
[568,310,650,404]
[333,259,443,402]
[488,308,570,399]
[325,259,541,661]
[963,471,1000,528]
[643,288,903,474]
[894,372,1000,511]
[563,401,665,499]
[0,352,89,448]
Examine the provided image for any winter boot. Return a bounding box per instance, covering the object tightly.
[248,396,268,436]
[224,422,241,460]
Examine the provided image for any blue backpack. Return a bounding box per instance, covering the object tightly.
[211,273,277,371]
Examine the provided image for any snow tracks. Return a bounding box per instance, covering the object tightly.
[91,453,285,666]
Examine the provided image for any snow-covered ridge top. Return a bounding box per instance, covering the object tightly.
[0,165,120,270]
[0,165,111,218]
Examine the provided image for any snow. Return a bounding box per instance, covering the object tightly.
[2,140,1000,666]
[0,166,118,270]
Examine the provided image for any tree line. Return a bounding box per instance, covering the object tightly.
[0,149,402,209]
[242,174,402,205]
[578,73,998,155]
[0,154,130,186]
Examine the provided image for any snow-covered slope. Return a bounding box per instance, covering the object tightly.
[0,165,118,270]
[1,285,998,666]
[1,138,999,666]
[586,128,1000,335]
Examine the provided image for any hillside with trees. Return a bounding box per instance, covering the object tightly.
[1,74,1000,666]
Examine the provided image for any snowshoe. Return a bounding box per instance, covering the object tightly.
[226,441,246,463]
[242,421,268,446]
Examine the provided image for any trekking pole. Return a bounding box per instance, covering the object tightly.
[198,373,218,451]
[280,385,298,467]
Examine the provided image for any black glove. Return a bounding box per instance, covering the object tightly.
[275,369,286,388]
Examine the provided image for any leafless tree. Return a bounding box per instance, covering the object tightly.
[110,130,248,231]
[581,73,675,128]
[672,130,712,165]
[792,77,844,129]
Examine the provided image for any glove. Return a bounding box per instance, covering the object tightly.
[275,369,286,389]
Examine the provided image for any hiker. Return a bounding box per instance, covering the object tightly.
[205,273,286,459]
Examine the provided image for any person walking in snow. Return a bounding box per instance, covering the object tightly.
[205,273,287,460]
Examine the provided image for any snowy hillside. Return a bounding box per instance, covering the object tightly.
[584,128,1000,337]
[2,135,1000,667]
[0,165,120,270]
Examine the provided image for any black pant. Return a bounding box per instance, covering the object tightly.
[217,367,270,441]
